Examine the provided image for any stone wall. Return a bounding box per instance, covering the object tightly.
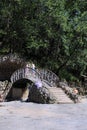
[29,85,56,104]
[0,80,8,95]
[0,54,26,81]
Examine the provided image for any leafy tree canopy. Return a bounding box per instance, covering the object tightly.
[0,0,87,81]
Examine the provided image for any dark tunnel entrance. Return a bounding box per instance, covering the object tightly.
[6,79,33,101]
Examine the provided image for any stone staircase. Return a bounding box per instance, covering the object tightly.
[47,87,74,104]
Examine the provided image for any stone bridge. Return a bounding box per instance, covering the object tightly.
[10,67,59,87]
[0,67,75,104]
[11,67,42,84]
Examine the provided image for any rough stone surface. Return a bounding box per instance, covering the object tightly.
[0,53,25,63]
[0,81,8,94]
[29,85,56,104]
[0,54,26,81]
[59,81,80,103]
[0,81,12,101]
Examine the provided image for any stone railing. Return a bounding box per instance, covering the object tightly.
[37,69,59,87]
[11,67,59,88]
[11,67,42,84]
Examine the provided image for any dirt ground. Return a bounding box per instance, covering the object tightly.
[0,99,87,130]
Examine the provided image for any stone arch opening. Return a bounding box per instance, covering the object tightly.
[6,78,33,101]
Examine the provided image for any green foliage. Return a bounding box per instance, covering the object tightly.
[59,69,79,82]
[0,0,87,81]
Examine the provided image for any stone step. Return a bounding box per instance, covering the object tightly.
[54,96,69,99]
[54,96,71,99]
[47,87,73,104]
[57,100,73,103]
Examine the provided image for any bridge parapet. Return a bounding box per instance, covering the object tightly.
[37,69,59,87]
[11,67,59,87]
[11,67,42,84]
